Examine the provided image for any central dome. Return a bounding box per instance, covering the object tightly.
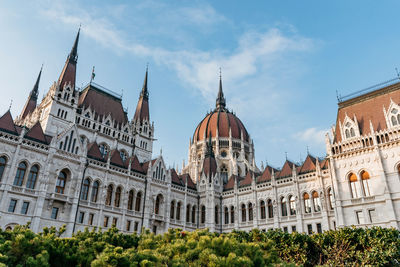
[193,77,249,142]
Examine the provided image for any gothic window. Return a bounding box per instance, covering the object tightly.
[191,205,196,223]
[215,205,219,224]
[99,143,109,159]
[267,199,273,218]
[26,165,39,189]
[361,171,371,197]
[289,195,296,215]
[0,156,7,181]
[170,201,175,219]
[186,204,191,222]
[260,200,266,219]
[224,206,229,224]
[304,193,311,213]
[114,186,122,207]
[328,188,334,210]
[135,192,142,212]
[55,170,67,194]
[248,203,253,221]
[241,203,246,222]
[80,178,90,200]
[344,122,356,139]
[230,206,235,223]
[177,202,182,221]
[128,190,134,210]
[220,164,228,183]
[281,197,288,216]
[91,181,99,202]
[14,162,27,186]
[201,205,206,224]
[390,108,400,126]
[120,150,127,162]
[349,173,361,198]
[312,191,321,212]
[155,194,162,215]
[105,185,113,206]
[85,112,90,118]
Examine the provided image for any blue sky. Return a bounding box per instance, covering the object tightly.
[1,1,400,169]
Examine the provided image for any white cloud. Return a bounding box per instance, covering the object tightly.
[294,127,328,145]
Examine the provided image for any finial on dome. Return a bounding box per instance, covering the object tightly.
[216,68,226,110]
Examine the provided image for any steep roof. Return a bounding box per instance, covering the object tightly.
[131,155,146,174]
[24,122,49,144]
[171,168,182,185]
[223,175,238,191]
[239,171,253,187]
[133,69,150,123]
[20,67,41,120]
[0,110,18,135]
[334,80,400,143]
[298,155,317,174]
[78,84,128,124]
[320,158,329,169]
[110,149,126,168]
[180,173,197,190]
[87,142,104,161]
[58,29,79,90]
[141,158,157,173]
[257,165,276,183]
[278,160,297,178]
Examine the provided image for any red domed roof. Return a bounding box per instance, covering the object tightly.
[193,77,249,142]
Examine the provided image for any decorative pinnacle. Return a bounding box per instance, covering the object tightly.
[140,66,149,100]
[216,68,226,110]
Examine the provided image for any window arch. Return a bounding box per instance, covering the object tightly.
[201,205,206,224]
[55,170,68,194]
[177,202,182,221]
[390,108,400,126]
[241,203,246,222]
[360,171,371,196]
[224,206,229,224]
[289,195,296,215]
[327,188,334,210]
[170,201,175,219]
[304,193,311,213]
[230,206,235,223]
[349,172,361,198]
[191,205,196,224]
[128,190,134,210]
[91,181,100,202]
[14,162,27,186]
[0,156,7,181]
[260,200,266,219]
[135,191,142,212]
[312,191,321,212]
[220,164,228,183]
[281,197,288,216]
[119,150,127,162]
[114,186,122,207]
[215,205,219,224]
[81,178,90,200]
[105,184,113,206]
[267,199,273,218]
[248,203,253,221]
[26,164,39,189]
[186,204,191,223]
[155,194,163,215]
[99,143,109,159]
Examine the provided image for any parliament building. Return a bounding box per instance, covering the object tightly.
[0,29,399,236]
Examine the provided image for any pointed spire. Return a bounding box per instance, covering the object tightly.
[133,66,150,122]
[20,66,43,120]
[69,26,80,64]
[140,65,149,100]
[216,68,226,110]
[31,65,42,100]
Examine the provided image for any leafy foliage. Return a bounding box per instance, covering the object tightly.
[0,225,398,266]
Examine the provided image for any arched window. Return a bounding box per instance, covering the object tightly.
[191,206,196,224]
[215,205,219,224]
[26,165,39,189]
[55,170,67,194]
[0,156,6,181]
[345,129,350,138]
[241,204,246,222]
[14,162,27,186]
[135,192,142,212]
[289,195,296,215]
[120,150,127,162]
[224,207,229,224]
[177,202,181,220]
[170,201,175,219]
[230,206,235,223]
[155,194,162,215]
[99,143,109,159]
[304,193,311,213]
[80,178,90,200]
[114,186,122,207]
[220,164,228,183]
[361,171,371,197]
[350,128,355,137]
[201,205,206,224]
[328,188,334,210]
[91,181,99,202]
[105,185,113,206]
[186,204,191,222]
[312,191,321,212]
[248,203,253,221]
[281,197,288,216]
[128,190,134,210]
[349,173,360,198]
[267,199,273,218]
[260,200,266,219]
[392,115,398,126]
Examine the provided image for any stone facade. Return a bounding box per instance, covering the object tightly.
[0,30,399,235]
